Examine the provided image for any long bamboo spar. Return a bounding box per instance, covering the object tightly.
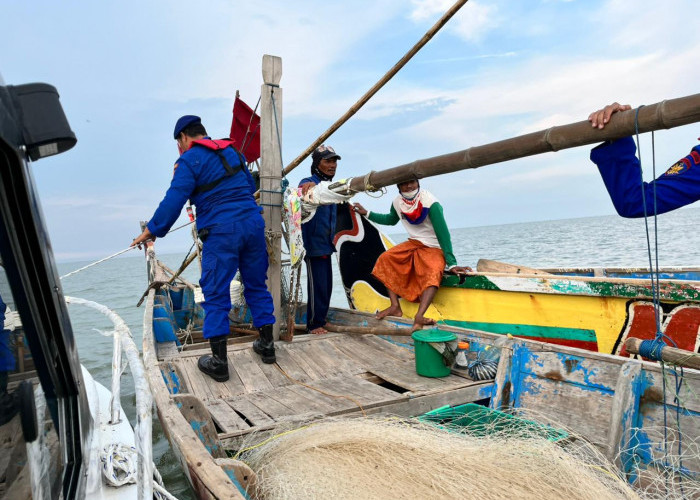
[281,0,469,177]
[348,93,700,192]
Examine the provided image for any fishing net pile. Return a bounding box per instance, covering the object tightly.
[238,415,641,500]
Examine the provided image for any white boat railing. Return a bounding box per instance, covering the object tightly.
[65,296,154,500]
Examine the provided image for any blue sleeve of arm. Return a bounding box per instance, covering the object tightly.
[591,137,700,218]
[147,161,197,237]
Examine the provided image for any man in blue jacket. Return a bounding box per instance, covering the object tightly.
[589,102,700,217]
[132,115,276,382]
[299,145,341,334]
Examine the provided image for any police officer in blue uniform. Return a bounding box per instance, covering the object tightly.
[0,293,18,424]
[298,145,341,335]
[132,116,276,382]
[589,102,700,217]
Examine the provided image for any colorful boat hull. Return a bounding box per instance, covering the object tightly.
[334,205,700,356]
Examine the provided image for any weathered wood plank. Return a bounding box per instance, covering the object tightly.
[297,341,342,378]
[369,361,450,393]
[490,340,514,410]
[265,386,330,416]
[273,345,311,383]
[157,341,180,360]
[206,400,251,433]
[174,394,226,459]
[519,349,619,392]
[639,367,700,413]
[516,374,614,447]
[230,350,274,394]
[285,384,356,412]
[607,361,642,467]
[250,351,289,388]
[221,353,249,397]
[226,397,276,428]
[333,335,389,369]
[283,343,327,380]
[185,357,232,401]
[246,392,298,420]
[312,376,406,406]
[178,358,216,401]
[637,403,700,473]
[315,338,365,375]
[358,335,414,362]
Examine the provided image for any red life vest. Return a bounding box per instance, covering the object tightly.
[188,139,246,196]
[189,138,235,151]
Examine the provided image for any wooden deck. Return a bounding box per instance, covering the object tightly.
[158,332,492,447]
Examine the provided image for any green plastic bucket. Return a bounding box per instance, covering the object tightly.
[412,329,457,378]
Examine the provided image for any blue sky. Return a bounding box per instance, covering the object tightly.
[1,0,699,261]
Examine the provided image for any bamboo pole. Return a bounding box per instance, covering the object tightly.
[625,337,700,370]
[282,0,470,177]
[348,93,700,192]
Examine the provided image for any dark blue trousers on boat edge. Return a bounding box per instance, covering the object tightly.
[200,215,275,338]
[305,255,332,331]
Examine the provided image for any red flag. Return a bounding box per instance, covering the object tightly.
[229,97,261,163]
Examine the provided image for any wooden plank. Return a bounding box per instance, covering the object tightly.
[369,361,450,393]
[246,392,297,420]
[221,353,248,397]
[230,350,274,394]
[357,335,414,362]
[476,259,552,275]
[607,361,642,468]
[490,340,514,410]
[516,374,614,447]
[250,352,289,388]
[285,384,357,412]
[283,343,326,380]
[174,394,226,459]
[333,335,389,369]
[218,382,494,447]
[157,341,179,359]
[205,400,251,433]
[297,341,342,378]
[520,349,620,392]
[273,345,311,383]
[226,397,276,428]
[177,358,215,401]
[185,357,232,401]
[637,402,700,474]
[312,375,406,406]
[315,338,365,375]
[639,366,700,413]
[266,386,331,416]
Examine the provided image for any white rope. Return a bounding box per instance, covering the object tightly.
[60,246,136,280]
[100,443,138,487]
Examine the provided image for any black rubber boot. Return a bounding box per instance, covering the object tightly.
[253,324,276,364]
[198,336,229,382]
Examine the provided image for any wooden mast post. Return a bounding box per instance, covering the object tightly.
[260,55,283,341]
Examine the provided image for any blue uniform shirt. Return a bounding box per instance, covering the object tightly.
[147,139,260,237]
[591,136,700,218]
[299,174,337,257]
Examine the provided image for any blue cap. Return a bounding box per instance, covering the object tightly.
[173,115,201,139]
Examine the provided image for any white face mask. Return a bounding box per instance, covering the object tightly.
[401,188,419,200]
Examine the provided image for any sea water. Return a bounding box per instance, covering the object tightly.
[56,206,700,498]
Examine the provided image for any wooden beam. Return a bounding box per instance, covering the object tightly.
[348,93,700,192]
[260,54,283,341]
[625,337,700,370]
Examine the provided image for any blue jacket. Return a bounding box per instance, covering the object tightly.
[591,136,700,218]
[147,138,260,237]
[300,174,336,257]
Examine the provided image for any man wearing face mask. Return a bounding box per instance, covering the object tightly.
[353,178,471,332]
[298,145,342,335]
[132,115,276,382]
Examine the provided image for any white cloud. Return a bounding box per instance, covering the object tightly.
[410,0,498,42]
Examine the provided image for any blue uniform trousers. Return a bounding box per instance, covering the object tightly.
[0,295,15,372]
[305,255,332,331]
[200,213,275,338]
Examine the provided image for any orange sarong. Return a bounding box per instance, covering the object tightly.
[371,239,445,303]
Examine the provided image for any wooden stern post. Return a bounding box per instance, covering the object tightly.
[260,55,283,341]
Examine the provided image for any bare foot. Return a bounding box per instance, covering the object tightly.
[310,327,328,335]
[376,305,402,320]
[412,316,436,332]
